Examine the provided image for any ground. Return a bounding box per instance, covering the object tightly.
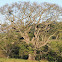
[0,58,48,62]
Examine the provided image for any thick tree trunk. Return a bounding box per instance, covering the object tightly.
[6,53,10,58]
[28,54,35,60]
[7,55,9,58]
[28,50,36,60]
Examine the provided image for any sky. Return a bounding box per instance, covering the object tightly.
[0,0,62,7]
[0,0,62,24]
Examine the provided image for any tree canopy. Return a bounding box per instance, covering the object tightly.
[0,1,62,62]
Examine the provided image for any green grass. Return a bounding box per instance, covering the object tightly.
[0,58,48,62]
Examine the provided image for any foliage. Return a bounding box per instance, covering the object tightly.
[0,1,62,62]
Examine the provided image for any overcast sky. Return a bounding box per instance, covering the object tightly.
[0,0,62,7]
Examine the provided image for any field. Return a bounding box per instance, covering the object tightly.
[0,58,48,62]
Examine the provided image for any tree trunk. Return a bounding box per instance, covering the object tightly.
[28,50,36,60]
[7,55,9,58]
[28,54,35,60]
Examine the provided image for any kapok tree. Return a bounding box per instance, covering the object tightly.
[0,2,62,60]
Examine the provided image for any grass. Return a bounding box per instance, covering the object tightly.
[0,58,48,62]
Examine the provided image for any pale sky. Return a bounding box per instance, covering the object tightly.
[0,0,62,7]
[0,0,62,24]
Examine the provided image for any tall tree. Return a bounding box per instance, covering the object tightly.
[0,2,62,60]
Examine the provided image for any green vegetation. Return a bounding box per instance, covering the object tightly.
[0,58,48,62]
[0,1,62,62]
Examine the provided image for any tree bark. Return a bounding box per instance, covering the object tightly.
[28,50,36,60]
[7,55,9,58]
[28,54,35,60]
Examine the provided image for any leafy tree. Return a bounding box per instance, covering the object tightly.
[0,2,62,61]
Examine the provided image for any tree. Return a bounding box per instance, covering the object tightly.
[0,29,19,58]
[0,2,62,60]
